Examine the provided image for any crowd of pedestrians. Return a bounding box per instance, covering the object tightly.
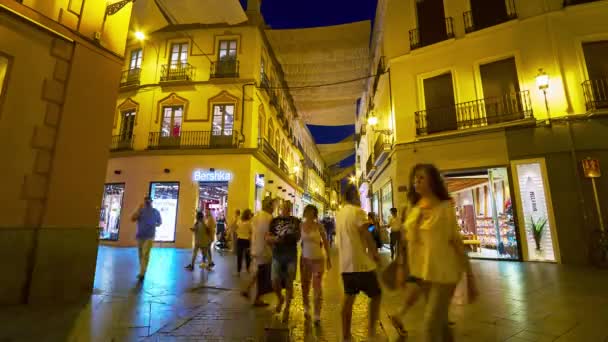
[130,163,477,341]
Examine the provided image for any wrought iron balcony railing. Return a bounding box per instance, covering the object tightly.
[464,0,517,33]
[582,78,608,112]
[409,17,455,50]
[120,68,141,87]
[261,73,271,91]
[160,63,195,82]
[110,135,134,151]
[373,134,393,166]
[415,90,533,136]
[210,59,239,78]
[259,138,279,165]
[148,130,238,149]
[280,159,289,174]
[366,154,376,179]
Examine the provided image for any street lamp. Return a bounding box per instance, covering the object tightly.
[134,31,146,41]
[349,175,357,184]
[293,165,300,173]
[536,68,551,123]
[367,113,392,135]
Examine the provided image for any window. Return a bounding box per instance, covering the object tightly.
[260,57,266,79]
[423,72,456,134]
[268,119,274,143]
[149,182,180,242]
[212,104,235,136]
[259,113,266,139]
[129,49,142,70]
[161,106,183,137]
[169,43,188,66]
[0,54,10,117]
[218,40,237,61]
[99,184,125,241]
[582,40,608,110]
[275,130,280,150]
[120,110,136,140]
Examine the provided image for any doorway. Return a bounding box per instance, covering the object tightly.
[198,181,229,236]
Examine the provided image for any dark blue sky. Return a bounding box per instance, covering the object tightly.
[240,0,376,168]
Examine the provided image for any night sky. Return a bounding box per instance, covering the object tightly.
[240,0,377,168]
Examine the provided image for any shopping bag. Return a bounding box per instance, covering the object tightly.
[256,263,273,296]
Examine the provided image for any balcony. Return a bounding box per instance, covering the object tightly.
[210,60,239,78]
[373,134,393,167]
[120,68,141,87]
[464,0,517,33]
[259,138,279,165]
[582,78,608,112]
[261,73,271,92]
[409,17,455,50]
[160,63,195,82]
[110,135,134,151]
[147,131,238,150]
[297,177,306,189]
[415,90,533,136]
[366,154,376,179]
[279,159,289,174]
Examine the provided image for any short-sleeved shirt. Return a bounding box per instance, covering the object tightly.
[193,221,212,246]
[236,220,253,240]
[389,216,402,232]
[335,204,376,273]
[251,211,273,260]
[268,216,301,262]
[405,201,464,284]
[136,206,162,240]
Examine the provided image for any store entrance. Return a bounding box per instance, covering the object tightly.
[198,181,229,238]
[445,167,520,260]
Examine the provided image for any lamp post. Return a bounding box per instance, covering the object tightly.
[367,113,393,135]
[536,68,551,123]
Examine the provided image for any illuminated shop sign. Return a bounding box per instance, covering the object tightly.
[193,170,232,182]
[255,174,265,187]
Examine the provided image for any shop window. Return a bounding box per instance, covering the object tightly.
[446,167,519,260]
[99,184,125,241]
[149,182,180,242]
[514,162,557,262]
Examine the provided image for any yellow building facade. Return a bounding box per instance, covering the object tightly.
[0,0,133,303]
[102,9,328,248]
[358,0,608,265]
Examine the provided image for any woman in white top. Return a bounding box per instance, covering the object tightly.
[235,209,253,274]
[396,164,473,341]
[300,204,331,324]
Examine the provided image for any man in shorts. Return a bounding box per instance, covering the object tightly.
[266,200,301,321]
[336,185,381,342]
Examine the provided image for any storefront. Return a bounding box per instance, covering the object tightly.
[446,167,519,260]
[99,183,125,241]
[149,182,180,242]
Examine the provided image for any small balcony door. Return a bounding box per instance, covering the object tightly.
[480,57,522,123]
[217,40,237,75]
[211,104,235,147]
[126,49,142,84]
[417,0,447,46]
[170,43,188,66]
[470,0,509,30]
[120,110,136,143]
[424,73,457,134]
[582,41,608,110]
[160,106,183,147]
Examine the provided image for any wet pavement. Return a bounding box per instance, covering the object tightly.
[1,245,608,341]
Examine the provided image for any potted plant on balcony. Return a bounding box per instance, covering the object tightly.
[530,216,547,251]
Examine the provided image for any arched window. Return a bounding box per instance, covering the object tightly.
[258,108,266,140]
[268,119,274,143]
[275,129,280,150]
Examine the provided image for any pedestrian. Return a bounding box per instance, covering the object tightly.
[391,163,474,341]
[242,197,275,306]
[185,211,210,271]
[228,209,241,252]
[336,185,382,342]
[203,208,216,269]
[368,212,383,250]
[131,196,162,281]
[236,209,253,275]
[322,215,335,248]
[266,200,301,322]
[388,208,402,260]
[300,204,331,324]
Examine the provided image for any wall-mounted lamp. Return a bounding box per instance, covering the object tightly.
[536,68,551,123]
[134,31,146,41]
[367,113,392,135]
[163,168,171,174]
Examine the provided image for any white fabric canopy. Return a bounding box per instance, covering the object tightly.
[317,139,355,166]
[131,0,248,33]
[266,21,371,127]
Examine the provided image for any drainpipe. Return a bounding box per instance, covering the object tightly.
[241,83,256,146]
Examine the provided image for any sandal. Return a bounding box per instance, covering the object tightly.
[389,315,408,337]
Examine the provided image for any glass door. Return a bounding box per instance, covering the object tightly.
[211,104,235,147]
[160,106,183,148]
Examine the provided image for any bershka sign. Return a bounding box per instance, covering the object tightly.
[193,170,232,182]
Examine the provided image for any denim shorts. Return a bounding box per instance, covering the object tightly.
[271,257,297,285]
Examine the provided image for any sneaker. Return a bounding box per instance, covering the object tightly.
[209,262,215,268]
[185,264,194,271]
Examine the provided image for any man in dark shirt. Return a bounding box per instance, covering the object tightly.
[266,200,301,321]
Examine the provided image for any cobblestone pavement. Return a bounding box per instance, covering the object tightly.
[1,246,608,341]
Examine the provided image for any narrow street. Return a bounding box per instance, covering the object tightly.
[1,246,608,341]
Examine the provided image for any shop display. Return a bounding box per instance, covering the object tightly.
[150,182,179,242]
[448,168,520,260]
[515,162,556,262]
[99,184,125,241]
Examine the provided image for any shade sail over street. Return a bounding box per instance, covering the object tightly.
[265,21,370,166]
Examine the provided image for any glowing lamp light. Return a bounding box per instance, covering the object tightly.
[135,31,146,41]
[536,68,549,91]
[293,165,300,173]
[349,176,356,184]
[367,115,378,127]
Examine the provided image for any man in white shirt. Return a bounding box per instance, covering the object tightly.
[242,197,274,306]
[336,185,381,342]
